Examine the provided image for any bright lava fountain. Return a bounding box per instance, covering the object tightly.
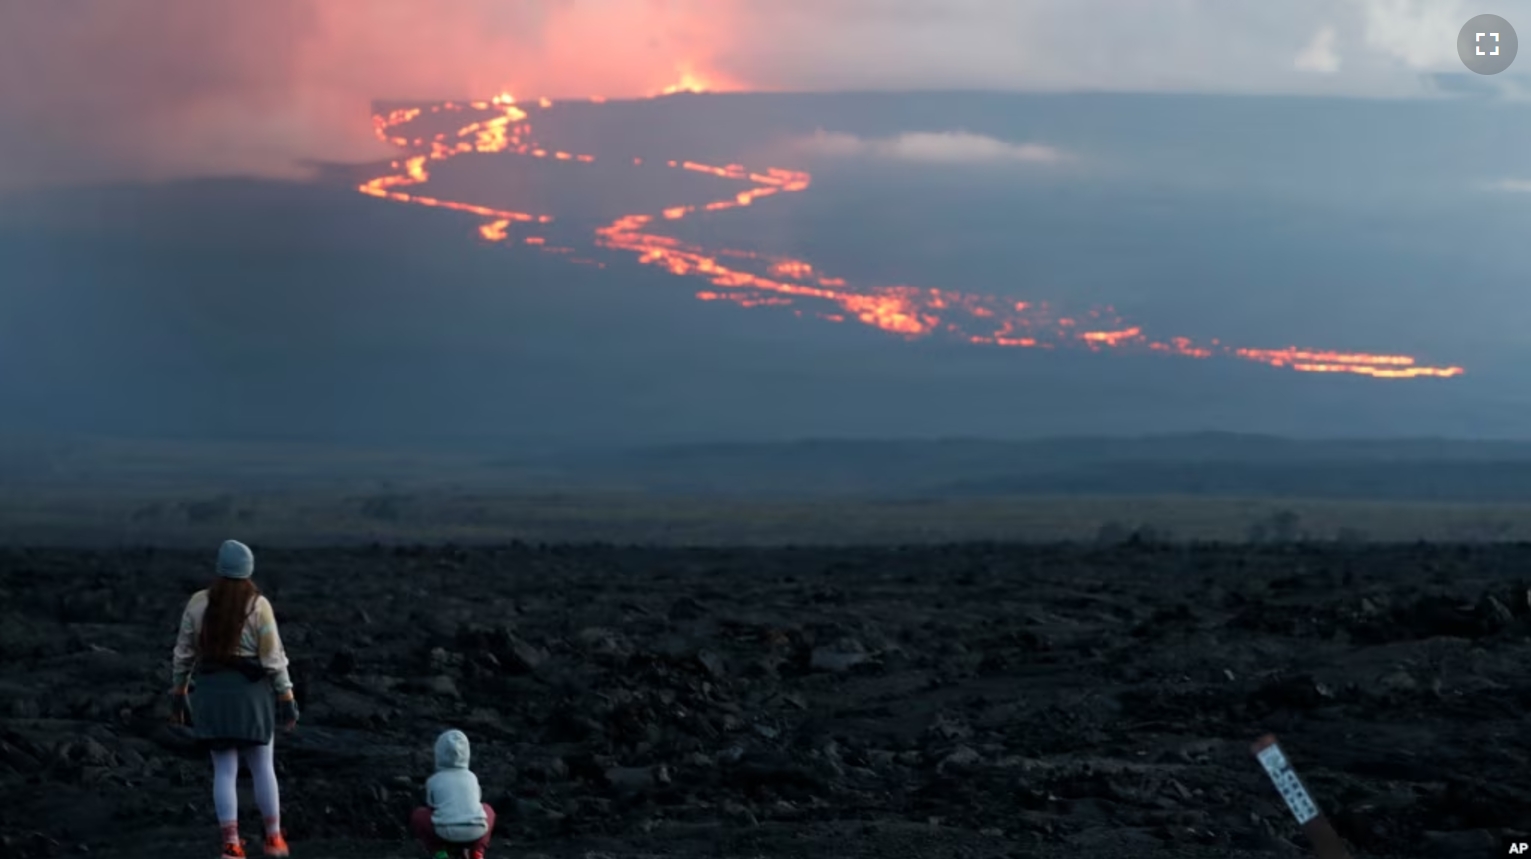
[358,92,1464,380]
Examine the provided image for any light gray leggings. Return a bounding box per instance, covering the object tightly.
[210,740,279,825]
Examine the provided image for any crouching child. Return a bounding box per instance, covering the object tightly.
[410,729,496,859]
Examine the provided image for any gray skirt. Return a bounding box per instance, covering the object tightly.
[189,665,276,750]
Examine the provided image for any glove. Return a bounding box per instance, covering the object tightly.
[170,689,192,726]
[276,694,299,729]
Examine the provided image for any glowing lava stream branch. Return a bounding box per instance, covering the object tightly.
[357,94,1464,380]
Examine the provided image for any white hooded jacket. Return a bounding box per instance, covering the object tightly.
[427,729,489,843]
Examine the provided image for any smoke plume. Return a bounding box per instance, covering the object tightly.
[0,0,738,187]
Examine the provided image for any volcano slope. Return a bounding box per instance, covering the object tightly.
[2,542,1529,859]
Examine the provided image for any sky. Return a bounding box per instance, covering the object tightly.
[2,0,1530,186]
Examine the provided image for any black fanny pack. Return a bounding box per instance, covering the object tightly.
[196,657,268,683]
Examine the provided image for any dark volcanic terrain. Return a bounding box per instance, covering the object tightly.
[2,542,1530,858]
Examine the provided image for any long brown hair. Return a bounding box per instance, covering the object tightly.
[199,577,259,664]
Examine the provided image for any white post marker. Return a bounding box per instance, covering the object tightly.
[1250,734,1352,859]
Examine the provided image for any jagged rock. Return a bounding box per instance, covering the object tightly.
[55,737,114,768]
[521,757,569,783]
[509,798,544,820]
[0,740,41,773]
[668,597,707,622]
[1477,593,1515,631]
[1421,829,1496,857]
[722,801,759,827]
[809,637,870,673]
[603,764,669,794]
[327,649,358,675]
[937,745,981,773]
[1377,668,1417,694]
[577,627,633,662]
[928,712,971,741]
[504,637,547,674]
[454,624,545,674]
[1251,673,1335,711]
[412,674,459,698]
[696,649,726,680]
[7,542,1531,856]
[428,647,463,671]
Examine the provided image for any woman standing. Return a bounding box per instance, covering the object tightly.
[169,540,300,859]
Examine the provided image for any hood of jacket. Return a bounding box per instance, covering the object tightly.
[434,729,471,770]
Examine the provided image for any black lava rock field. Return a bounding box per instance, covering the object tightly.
[3,542,1531,858]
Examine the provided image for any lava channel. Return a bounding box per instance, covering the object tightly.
[357,91,1464,380]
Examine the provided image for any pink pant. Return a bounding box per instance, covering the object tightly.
[409,805,495,852]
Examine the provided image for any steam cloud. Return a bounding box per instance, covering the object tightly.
[1295,26,1342,73]
[799,130,1071,165]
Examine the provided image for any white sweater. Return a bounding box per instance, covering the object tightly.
[427,730,489,843]
[171,590,292,693]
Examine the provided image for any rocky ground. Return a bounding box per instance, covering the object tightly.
[2,541,1530,859]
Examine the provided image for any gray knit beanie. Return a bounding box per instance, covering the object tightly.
[217,539,254,579]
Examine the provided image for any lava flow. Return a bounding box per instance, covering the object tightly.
[356,93,1465,380]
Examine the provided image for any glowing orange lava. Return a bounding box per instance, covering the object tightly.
[356,94,1464,380]
[661,72,711,96]
[479,219,510,242]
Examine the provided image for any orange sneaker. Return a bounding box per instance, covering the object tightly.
[220,840,246,859]
[262,832,290,857]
